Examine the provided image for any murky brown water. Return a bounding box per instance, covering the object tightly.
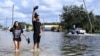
[0,31,100,56]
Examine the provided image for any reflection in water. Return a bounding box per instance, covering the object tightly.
[14,52,20,56]
[33,52,39,56]
[60,36,88,56]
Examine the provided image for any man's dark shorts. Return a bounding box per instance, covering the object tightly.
[33,34,41,44]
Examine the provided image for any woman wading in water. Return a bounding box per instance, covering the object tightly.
[8,21,30,52]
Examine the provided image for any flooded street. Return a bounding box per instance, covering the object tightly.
[0,31,100,56]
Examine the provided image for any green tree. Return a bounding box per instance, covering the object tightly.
[19,22,26,29]
[60,5,95,33]
[43,23,59,25]
[19,22,31,29]
[0,24,2,29]
[93,15,100,33]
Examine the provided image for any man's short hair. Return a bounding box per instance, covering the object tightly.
[34,12,39,18]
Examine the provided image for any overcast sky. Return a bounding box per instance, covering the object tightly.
[0,0,100,27]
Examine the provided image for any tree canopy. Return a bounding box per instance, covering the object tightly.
[60,5,100,33]
[0,24,2,29]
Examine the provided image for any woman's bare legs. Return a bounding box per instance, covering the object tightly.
[14,41,21,52]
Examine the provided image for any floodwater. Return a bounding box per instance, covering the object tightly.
[0,31,100,56]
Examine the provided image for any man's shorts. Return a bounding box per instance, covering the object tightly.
[33,34,41,44]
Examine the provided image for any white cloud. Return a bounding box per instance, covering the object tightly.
[3,0,14,7]
[21,0,29,8]
[0,8,2,12]
[38,0,62,14]
[0,0,26,25]
[0,7,25,18]
[43,0,56,6]
[0,8,12,18]
[14,12,26,18]
[42,0,62,8]
[85,0,94,3]
[14,5,20,10]
[0,0,20,17]
[74,1,83,6]
[33,0,39,5]
[40,5,48,11]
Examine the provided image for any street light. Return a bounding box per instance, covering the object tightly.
[82,0,92,33]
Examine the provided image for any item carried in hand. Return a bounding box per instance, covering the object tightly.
[33,6,39,12]
[26,38,30,44]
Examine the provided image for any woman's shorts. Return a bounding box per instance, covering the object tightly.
[13,37,21,41]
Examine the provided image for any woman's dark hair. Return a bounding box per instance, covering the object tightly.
[13,21,21,29]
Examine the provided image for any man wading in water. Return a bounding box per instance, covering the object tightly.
[32,6,42,52]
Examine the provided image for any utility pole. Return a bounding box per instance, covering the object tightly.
[6,17,7,33]
[82,0,92,33]
[12,4,14,25]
